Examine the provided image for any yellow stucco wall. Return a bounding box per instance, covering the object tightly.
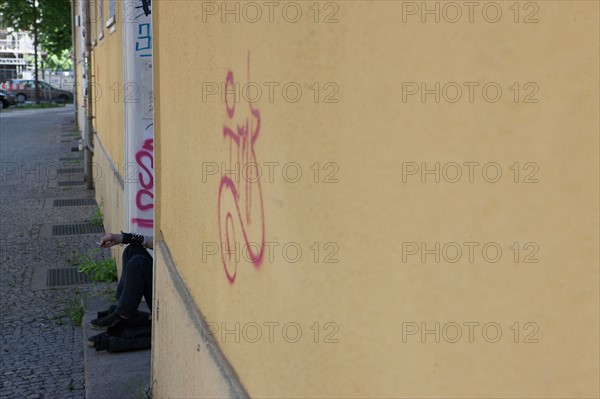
[93,135,125,269]
[90,0,126,268]
[92,1,124,172]
[153,241,243,397]
[152,1,599,397]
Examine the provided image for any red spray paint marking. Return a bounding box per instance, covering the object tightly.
[132,218,154,228]
[218,53,265,284]
[132,135,154,228]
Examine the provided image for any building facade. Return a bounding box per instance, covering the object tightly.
[0,18,74,89]
[72,0,127,270]
[0,23,35,83]
[73,1,600,398]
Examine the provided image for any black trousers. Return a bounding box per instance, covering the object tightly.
[115,244,153,319]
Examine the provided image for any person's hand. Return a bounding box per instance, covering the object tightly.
[99,233,122,248]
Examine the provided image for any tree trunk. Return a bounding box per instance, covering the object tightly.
[33,1,39,103]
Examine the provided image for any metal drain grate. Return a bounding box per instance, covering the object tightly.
[52,224,104,235]
[53,198,97,207]
[57,181,84,186]
[58,168,83,174]
[47,268,92,287]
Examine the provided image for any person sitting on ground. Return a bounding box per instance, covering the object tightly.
[90,232,153,329]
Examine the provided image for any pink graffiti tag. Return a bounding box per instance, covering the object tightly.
[218,54,265,284]
[132,136,154,228]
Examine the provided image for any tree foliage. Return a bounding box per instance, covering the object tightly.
[44,48,73,70]
[37,0,72,55]
[0,0,36,32]
[0,0,72,56]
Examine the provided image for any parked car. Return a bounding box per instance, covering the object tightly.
[1,79,73,104]
[0,89,16,108]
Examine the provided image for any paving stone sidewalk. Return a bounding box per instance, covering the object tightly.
[83,296,151,399]
[0,105,105,398]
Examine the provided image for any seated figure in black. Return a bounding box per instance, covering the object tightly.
[90,232,153,329]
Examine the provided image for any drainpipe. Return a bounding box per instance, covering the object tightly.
[70,0,78,123]
[84,0,94,189]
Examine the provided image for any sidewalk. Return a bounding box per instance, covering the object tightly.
[82,294,151,399]
[1,106,89,398]
[0,105,150,399]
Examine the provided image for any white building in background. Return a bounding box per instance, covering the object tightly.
[0,27,34,82]
[0,17,74,90]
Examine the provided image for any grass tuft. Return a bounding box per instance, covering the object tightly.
[65,300,84,326]
[72,249,118,282]
[89,207,104,227]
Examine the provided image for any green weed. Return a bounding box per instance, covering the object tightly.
[73,249,118,282]
[89,207,104,227]
[65,300,84,326]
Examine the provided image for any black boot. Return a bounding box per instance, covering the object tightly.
[97,304,117,319]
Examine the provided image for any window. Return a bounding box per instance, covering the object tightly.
[99,0,105,40]
[106,0,117,31]
[91,0,97,45]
